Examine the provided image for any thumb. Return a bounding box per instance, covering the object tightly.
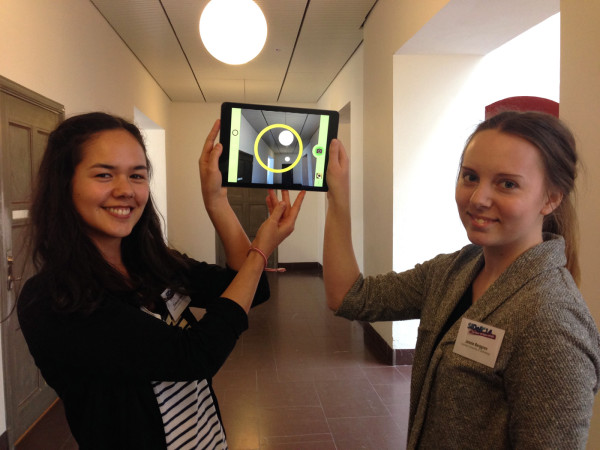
[329,139,340,160]
[210,143,223,164]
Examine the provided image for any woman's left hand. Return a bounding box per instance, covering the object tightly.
[199,119,227,209]
[253,189,306,258]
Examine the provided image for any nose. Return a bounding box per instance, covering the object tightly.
[113,175,135,199]
[469,183,492,208]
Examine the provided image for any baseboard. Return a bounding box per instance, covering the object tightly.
[361,322,414,366]
[0,431,7,450]
[277,262,322,274]
[15,399,74,449]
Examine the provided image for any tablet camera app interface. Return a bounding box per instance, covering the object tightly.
[224,105,333,190]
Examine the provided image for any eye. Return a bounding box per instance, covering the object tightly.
[130,172,148,181]
[94,173,112,179]
[461,171,478,184]
[500,180,518,189]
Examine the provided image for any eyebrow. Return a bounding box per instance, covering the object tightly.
[460,165,526,179]
[88,163,148,171]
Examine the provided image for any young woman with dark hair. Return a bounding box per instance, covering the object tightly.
[18,112,305,449]
[323,111,600,448]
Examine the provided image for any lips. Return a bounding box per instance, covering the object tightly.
[105,207,133,217]
[468,212,497,227]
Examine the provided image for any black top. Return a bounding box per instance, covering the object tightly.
[17,258,269,449]
[433,285,473,352]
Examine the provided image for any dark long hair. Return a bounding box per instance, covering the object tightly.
[461,111,580,284]
[29,112,190,313]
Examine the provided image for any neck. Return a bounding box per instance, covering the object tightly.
[91,237,128,277]
[480,249,513,282]
[482,234,544,278]
[473,239,542,302]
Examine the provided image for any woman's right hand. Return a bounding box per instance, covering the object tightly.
[326,139,350,209]
[323,138,360,311]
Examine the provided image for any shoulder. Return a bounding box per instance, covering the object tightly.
[356,244,482,292]
[412,244,483,281]
[17,271,52,312]
[501,251,599,363]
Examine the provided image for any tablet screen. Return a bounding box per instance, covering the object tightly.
[219,102,339,191]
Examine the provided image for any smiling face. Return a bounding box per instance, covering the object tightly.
[455,129,560,262]
[71,129,150,254]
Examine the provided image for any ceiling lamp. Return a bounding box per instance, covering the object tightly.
[278,130,294,146]
[199,0,267,65]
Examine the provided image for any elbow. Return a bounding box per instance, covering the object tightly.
[325,291,343,313]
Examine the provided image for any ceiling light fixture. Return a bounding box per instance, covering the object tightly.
[199,0,267,65]
[278,130,294,146]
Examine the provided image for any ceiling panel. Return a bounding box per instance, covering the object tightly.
[90,0,377,103]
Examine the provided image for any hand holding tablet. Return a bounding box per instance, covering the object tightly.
[219,102,339,191]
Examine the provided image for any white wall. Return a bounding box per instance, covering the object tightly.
[165,103,220,259]
[358,0,560,350]
[393,14,563,271]
[0,0,171,126]
[391,14,561,350]
[0,0,172,437]
[318,46,365,273]
[135,109,168,238]
[559,1,600,446]
[361,0,452,345]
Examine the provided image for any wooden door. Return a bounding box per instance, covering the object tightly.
[0,76,64,448]
[215,187,276,269]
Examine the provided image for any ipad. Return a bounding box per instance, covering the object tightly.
[219,102,339,191]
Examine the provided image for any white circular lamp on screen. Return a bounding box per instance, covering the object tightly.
[199,0,267,65]
[278,129,294,146]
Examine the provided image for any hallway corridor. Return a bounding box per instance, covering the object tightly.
[213,269,411,449]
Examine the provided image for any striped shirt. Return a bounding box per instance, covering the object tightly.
[151,379,226,449]
[142,302,228,449]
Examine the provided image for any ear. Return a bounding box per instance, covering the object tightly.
[541,190,563,216]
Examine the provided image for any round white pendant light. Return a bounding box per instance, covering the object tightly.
[278,129,294,146]
[199,0,267,65]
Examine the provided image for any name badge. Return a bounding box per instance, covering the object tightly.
[453,318,505,368]
[161,288,191,322]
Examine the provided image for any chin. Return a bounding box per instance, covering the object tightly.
[465,231,493,247]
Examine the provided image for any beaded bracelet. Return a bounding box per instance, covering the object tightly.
[247,246,286,272]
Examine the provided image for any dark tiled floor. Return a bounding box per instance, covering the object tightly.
[213,270,411,449]
[17,269,411,449]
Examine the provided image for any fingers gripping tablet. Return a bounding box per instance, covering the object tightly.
[219,102,339,191]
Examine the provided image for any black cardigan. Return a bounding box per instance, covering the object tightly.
[17,259,269,449]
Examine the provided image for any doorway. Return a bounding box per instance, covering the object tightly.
[215,187,276,269]
[0,76,64,448]
[281,163,293,187]
[237,151,254,183]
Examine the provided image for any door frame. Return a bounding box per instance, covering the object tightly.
[0,75,64,447]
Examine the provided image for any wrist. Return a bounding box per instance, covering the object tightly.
[204,195,230,213]
[326,201,351,219]
[247,246,285,273]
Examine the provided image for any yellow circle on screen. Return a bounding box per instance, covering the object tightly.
[254,124,303,173]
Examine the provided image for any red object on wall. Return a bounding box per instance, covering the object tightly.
[485,96,559,119]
